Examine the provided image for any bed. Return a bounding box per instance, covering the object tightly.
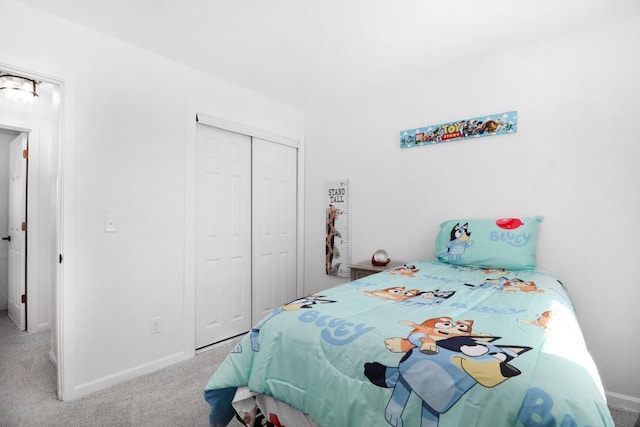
[204,216,613,426]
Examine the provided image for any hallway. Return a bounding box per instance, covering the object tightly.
[0,310,57,424]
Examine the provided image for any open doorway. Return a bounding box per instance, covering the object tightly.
[0,72,62,396]
[1,129,27,330]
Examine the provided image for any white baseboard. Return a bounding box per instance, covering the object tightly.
[606,391,640,412]
[48,349,58,368]
[28,322,50,333]
[64,350,193,401]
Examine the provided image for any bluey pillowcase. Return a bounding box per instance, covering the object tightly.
[434,216,543,270]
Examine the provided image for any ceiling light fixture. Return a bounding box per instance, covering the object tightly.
[0,73,40,103]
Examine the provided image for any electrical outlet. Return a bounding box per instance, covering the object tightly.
[151,317,162,335]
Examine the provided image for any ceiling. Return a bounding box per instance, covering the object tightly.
[13,0,639,110]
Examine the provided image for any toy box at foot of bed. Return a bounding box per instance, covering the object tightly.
[204,259,612,426]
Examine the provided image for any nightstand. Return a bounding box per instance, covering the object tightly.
[349,261,404,281]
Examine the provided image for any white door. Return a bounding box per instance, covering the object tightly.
[7,133,27,331]
[251,138,297,323]
[195,124,252,348]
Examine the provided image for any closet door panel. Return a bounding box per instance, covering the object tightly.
[252,138,297,323]
[195,124,252,348]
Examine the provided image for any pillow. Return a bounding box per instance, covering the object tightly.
[434,216,543,270]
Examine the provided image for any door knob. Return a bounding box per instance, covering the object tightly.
[1,236,10,242]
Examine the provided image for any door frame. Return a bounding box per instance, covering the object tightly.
[184,111,305,353]
[0,61,75,400]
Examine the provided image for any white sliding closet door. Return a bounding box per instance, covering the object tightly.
[195,124,252,349]
[251,138,298,323]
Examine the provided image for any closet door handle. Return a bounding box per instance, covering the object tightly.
[1,236,10,242]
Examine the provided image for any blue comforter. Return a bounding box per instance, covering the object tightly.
[204,260,613,426]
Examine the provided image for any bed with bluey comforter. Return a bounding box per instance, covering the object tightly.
[204,217,613,426]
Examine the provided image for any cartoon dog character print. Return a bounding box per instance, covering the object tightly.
[249,295,335,352]
[482,267,509,275]
[446,223,474,264]
[389,264,420,277]
[401,290,455,307]
[384,316,471,355]
[519,310,554,332]
[501,278,545,294]
[465,277,545,294]
[365,316,531,427]
[360,286,421,302]
[519,309,570,333]
[464,277,509,291]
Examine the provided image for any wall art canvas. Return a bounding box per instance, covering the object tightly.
[325,180,350,277]
[400,111,518,149]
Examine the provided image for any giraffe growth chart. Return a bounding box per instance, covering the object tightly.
[325,180,350,277]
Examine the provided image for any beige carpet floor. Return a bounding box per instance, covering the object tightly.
[0,310,237,426]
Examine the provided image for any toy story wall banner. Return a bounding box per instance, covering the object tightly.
[325,180,351,278]
[400,111,518,149]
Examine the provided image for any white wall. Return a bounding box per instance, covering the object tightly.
[0,0,304,400]
[305,16,640,408]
